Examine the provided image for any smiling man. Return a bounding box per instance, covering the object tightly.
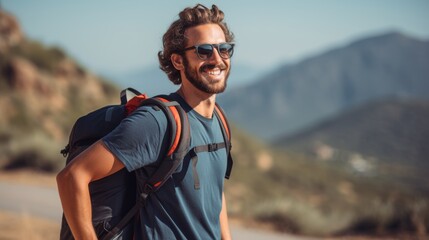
[179,26,232,95]
[57,4,235,240]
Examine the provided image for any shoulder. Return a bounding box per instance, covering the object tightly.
[104,105,168,142]
[127,105,168,127]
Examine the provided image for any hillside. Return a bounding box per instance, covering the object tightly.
[275,99,429,166]
[274,99,429,195]
[228,122,429,236]
[218,31,429,139]
[0,9,119,171]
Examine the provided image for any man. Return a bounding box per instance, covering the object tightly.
[57,4,234,240]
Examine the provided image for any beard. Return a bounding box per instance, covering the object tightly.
[182,56,230,94]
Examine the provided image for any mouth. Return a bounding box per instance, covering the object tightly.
[200,64,226,77]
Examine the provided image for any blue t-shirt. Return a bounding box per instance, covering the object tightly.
[103,93,228,239]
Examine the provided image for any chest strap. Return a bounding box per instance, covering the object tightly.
[189,142,228,190]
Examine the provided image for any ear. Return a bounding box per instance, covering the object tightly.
[171,53,184,70]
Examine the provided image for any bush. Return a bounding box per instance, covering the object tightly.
[10,39,66,72]
[2,131,64,172]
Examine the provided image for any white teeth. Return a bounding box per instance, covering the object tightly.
[207,68,221,75]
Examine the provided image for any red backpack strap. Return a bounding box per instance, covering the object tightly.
[124,93,188,158]
[214,103,231,141]
[138,96,190,192]
[214,103,234,179]
[124,94,148,115]
[156,97,184,157]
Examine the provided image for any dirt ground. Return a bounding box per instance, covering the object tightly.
[0,210,60,240]
[0,170,418,240]
[0,170,59,240]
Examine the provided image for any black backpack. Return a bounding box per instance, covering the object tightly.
[59,88,233,240]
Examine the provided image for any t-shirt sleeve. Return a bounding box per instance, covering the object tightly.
[102,106,168,172]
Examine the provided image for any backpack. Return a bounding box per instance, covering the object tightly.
[59,88,233,240]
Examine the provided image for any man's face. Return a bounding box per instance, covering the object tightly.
[181,24,231,94]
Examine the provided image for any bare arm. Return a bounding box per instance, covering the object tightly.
[220,191,232,240]
[56,140,125,239]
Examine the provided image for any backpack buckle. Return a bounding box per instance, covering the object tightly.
[208,143,218,152]
[60,144,70,158]
[143,183,154,194]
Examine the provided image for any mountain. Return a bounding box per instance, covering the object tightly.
[103,63,263,96]
[275,99,429,169]
[218,31,429,139]
[0,9,119,171]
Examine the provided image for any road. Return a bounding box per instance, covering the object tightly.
[0,181,318,240]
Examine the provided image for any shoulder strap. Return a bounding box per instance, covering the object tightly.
[187,103,234,190]
[139,96,190,193]
[214,103,234,179]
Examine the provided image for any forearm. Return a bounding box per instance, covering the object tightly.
[57,168,97,239]
[56,141,124,239]
[220,192,232,240]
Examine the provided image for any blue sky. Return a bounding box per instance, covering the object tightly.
[2,0,429,74]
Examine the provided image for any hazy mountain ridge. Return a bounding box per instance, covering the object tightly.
[275,98,429,170]
[218,31,429,139]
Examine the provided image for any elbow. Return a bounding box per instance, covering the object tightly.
[56,165,82,192]
[56,163,91,194]
[56,167,71,191]
[56,168,66,184]
[56,165,90,203]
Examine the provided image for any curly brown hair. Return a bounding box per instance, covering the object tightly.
[158,4,234,84]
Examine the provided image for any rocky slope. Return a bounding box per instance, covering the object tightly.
[0,9,119,170]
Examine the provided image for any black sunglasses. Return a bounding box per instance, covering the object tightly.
[182,43,235,60]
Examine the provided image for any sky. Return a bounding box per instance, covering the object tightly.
[2,0,429,75]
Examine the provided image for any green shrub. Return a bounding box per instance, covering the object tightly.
[10,39,66,72]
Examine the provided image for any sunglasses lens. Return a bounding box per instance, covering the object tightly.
[191,43,234,60]
[218,43,234,58]
[196,44,214,59]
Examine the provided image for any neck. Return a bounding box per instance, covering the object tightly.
[177,86,216,118]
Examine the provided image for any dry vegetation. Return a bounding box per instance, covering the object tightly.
[0,210,59,240]
[225,125,429,239]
